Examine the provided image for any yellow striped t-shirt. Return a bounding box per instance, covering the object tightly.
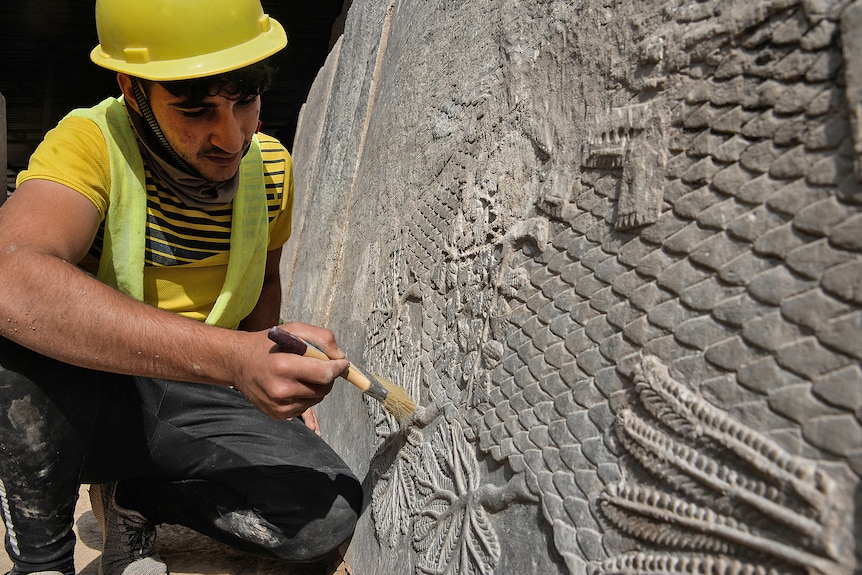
[16,114,294,322]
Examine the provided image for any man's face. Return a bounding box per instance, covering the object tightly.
[146,82,262,182]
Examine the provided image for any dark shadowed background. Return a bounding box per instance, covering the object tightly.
[0,0,348,177]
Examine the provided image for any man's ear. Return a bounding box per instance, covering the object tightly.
[116,73,141,114]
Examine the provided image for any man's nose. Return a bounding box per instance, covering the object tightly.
[210,111,246,153]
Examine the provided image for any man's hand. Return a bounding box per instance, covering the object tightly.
[231,322,348,421]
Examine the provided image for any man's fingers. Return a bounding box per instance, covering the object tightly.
[300,407,321,435]
[259,356,347,417]
[277,322,346,360]
[272,354,348,387]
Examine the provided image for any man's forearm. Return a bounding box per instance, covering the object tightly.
[0,249,244,386]
[238,279,281,332]
[238,248,284,332]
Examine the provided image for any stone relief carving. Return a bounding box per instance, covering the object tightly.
[599,355,852,575]
[842,1,862,180]
[364,163,538,574]
[583,104,669,231]
[364,0,860,571]
[413,418,501,575]
[291,0,862,573]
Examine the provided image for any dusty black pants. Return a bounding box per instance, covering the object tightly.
[0,337,362,575]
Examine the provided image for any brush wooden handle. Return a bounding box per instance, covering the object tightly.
[267,327,372,393]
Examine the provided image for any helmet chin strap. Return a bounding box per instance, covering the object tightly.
[130,78,200,176]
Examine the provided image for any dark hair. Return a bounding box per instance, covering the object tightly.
[140,58,277,102]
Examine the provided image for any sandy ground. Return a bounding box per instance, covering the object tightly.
[0,486,350,575]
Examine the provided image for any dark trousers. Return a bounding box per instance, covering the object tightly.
[0,337,362,575]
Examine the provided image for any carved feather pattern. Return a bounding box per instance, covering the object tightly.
[615,409,825,541]
[413,419,501,575]
[596,552,787,575]
[632,356,833,518]
[616,409,724,507]
[601,355,850,575]
[600,483,744,553]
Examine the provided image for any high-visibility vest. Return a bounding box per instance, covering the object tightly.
[68,96,267,328]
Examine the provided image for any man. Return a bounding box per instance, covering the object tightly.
[0,1,362,575]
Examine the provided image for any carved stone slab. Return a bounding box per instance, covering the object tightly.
[282,1,862,573]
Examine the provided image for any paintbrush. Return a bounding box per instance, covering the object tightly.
[267,326,416,422]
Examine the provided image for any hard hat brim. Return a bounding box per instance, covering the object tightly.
[90,18,287,81]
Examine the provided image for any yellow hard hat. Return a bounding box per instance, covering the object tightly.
[90,0,287,81]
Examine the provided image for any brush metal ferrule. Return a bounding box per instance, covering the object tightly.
[352,363,389,402]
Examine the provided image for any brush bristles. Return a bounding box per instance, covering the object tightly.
[378,377,417,422]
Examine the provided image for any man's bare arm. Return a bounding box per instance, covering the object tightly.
[0,180,347,419]
[238,247,283,332]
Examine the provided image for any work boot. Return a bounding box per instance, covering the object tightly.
[88,483,168,575]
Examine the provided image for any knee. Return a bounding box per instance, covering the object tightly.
[230,471,361,563]
[278,472,362,562]
[213,496,357,563]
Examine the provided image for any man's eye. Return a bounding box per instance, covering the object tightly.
[238,96,258,107]
[179,109,207,118]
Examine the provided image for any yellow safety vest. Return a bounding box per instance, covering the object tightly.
[67,97,268,328]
